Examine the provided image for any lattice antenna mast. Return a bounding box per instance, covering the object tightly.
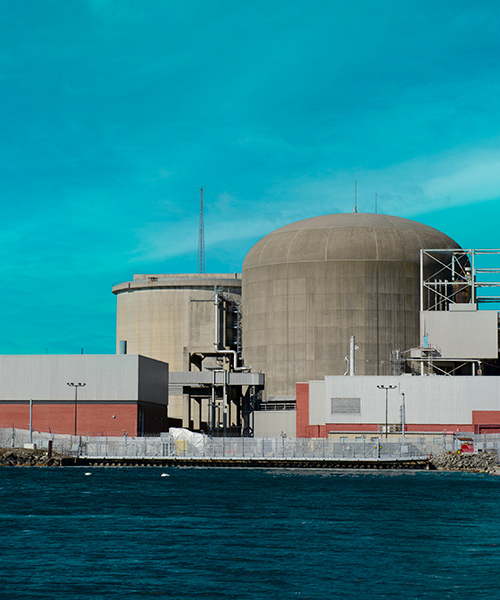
[198,187,206,273]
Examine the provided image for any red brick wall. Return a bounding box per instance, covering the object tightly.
[404,423,467,433]
[472,411,500,433]
[296,383,309,437]
[0,403,138,436]
[325,423,379,433]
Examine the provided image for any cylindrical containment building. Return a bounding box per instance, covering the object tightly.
[112,273,242,372]
[242,213,460,400]
[112,273,244,431]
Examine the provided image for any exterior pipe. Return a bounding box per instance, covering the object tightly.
[211,372,216,436]
[214,287,219,349]
[401,392,406,443]
[214,286,250,371]
[349,335,356,376]
[214,347,250,372]
[223,370,227,441]
[420,249,424,312]
[29,398,33,444]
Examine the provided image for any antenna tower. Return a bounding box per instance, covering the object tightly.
[198,187,205,273]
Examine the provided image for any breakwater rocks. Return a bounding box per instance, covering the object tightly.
[430,451,500,474]
[0,447,61,467]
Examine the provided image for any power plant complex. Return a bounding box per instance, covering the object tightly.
[1,211,499,441]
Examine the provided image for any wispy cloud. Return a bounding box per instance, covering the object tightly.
[421,151,500,206]
[128,144,500,267]
[248,146,500,220]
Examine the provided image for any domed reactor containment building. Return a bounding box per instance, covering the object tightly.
[242,213,460,401]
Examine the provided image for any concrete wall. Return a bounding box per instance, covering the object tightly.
[0,355,144,401]
[420,309,499,359]
[243,213,459,400]
[309,380,326,425]
[253,410,297,438]
[137,355,169,405]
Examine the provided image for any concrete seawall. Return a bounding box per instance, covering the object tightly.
[62,456,432,469]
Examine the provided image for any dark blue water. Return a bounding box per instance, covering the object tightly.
[1,468,500,599]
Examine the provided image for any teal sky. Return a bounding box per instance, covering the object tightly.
[2,0,500,354]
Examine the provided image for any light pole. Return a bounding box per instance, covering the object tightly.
[67,382,86,436]
[377,384,397,439]
[401,390,406,443]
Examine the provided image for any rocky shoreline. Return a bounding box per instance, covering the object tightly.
[430,451,500,474]
[0,447,61,467]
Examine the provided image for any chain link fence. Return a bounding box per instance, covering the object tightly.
[2,427,500,461]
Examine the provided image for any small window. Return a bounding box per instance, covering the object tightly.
[340,437,348,444]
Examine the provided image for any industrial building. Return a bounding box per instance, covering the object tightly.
[111,211,500,439]
[1,210,496,440]
[112,273,263,434]
[0,355,169,436]
[295,375,500,439]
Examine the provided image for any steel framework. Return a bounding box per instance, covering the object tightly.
[403,249,500,376]
[420,248,500,311]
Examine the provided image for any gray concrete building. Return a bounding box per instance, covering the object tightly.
[0,354,169,436]
[112,273,248,429]
[113,273,241,371]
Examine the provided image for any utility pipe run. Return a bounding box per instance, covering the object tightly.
[349,335,356,376]
[214,288,249,371]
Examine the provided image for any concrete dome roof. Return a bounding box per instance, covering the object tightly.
[243,213,460,268]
